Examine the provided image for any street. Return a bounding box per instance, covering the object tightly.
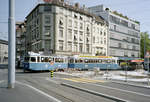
[1,68,150,102]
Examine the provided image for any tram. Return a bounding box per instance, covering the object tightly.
[23,55,68,71]
[68,56,121,70]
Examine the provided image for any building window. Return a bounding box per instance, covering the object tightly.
[74,21,78,28]
[74,35,77,41]
[104,38,106,44]
[86,44,90,53]
[74,30,78,35]
[44,6,51,12]
[68,43,72,51]
[74,44,78,52]
[131,24,135,29]
[80,16,83,20]
[86,37,89,43]
[118,43,122,48]
[93,36,95,43]
[111,50,116,55]
[131,52,135,57]
[124,51,128,57]
[114,25,116,31]
[68,29,72,40]
[79,31,83,41]
[59,7,63,14]
[74,14,77,19]
[121,20,128,27]
[101,37,103,44]
[69,11,72,16]
[80,23,83,29]
[68,19,72,27]
[79,44,83,52]
[59,29,63,38]
[100,31,102,35]
[45,40,51,50]
[44,26,51,37]
[59,17,63,26]
[59,40,63,50]
[45,15,51,24]
[104,32,106,36]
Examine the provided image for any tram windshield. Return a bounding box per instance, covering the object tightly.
[24,57,30,62]
[24,57,36,62]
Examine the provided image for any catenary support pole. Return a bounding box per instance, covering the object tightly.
[8,0,15,88]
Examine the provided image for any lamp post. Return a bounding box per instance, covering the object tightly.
[8,0,15,88]
[106,60,110,80]
[125,60,128,82]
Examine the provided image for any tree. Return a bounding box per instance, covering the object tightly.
[140,32,150,58]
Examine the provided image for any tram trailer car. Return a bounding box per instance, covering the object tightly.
[68,56,121,70]
[23,55,68,71]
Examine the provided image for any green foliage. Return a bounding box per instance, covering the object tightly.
[140,32,150,58]
[112,11,139,24]
[112,11,129,20]
[120,62,128,67]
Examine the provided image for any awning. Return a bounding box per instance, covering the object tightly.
[131,60,144,62]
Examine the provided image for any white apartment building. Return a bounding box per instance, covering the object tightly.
[0,39,8,64]
[89,5,140,59]
[26,0,108,56]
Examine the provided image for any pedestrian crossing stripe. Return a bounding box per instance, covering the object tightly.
[62,78,106,83]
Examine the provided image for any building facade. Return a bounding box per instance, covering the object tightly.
[26,0,108,56]
[0,39,8,64]
[89,5,140,59]
[16,22,26,60]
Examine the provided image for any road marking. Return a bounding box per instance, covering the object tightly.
[61,83,129,102]
[62,78,106,83]
[16,81,61,102]
[45,77,60,84]
[88,82,150,98]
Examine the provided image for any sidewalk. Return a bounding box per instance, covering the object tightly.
[0,81,57,102]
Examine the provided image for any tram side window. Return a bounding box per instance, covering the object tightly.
[69,59,74,63]
[55,58,64,63]
[45,57,49,62]
[112,60,116,64]
[37,57,40,62]
[30,57,36,62]
[79,59,83,63]
[107,60,111,63]
[24,57,29,62]
[48,57,53,62]
[101,60,106,64]
[98,59,102,63]
[41,57,45,62]
[85,59,89,63]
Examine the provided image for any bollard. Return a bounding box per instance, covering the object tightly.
[50,70,53,78]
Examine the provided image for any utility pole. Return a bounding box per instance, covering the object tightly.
[8,0,15,88]
[144,33,146,59]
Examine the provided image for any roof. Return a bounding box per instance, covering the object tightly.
[26,1,106,24]
[0,39,8,45]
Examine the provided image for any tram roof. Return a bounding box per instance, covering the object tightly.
[69,56,117,59]
[79,56,115,58]
[25,55,68,58]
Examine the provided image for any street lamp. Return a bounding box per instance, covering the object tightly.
[8,0,15,88]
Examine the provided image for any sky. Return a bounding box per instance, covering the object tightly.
[0,0,150,40]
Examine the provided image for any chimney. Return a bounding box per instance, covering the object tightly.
[60,0,64,2]
[75,3,79,8]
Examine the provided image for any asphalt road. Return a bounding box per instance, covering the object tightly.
[18,70,150,102]
[0,69,115,102]
[1,68,150,102]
